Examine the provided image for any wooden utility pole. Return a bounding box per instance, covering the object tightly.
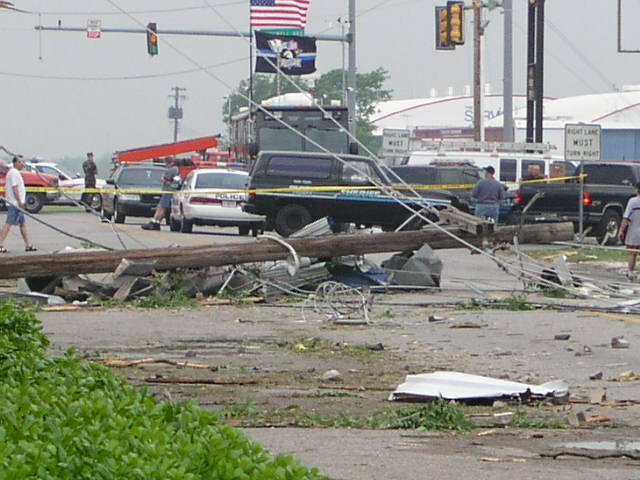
[0,223,574,279]
[473,0,484,142]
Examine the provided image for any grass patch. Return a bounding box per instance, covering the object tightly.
[510,409,568,429]
[220,400,473,432]
[499,294,535,311]
[0,300,327,479]
[216,288,253,305]
[524,247,627,263]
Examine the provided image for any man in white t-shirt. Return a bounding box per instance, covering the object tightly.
[619,182,640,280]
[0,155,36,253]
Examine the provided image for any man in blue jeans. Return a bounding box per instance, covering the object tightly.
[142,157,179,231]
[471,166,504,224]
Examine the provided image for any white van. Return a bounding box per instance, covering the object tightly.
[403,141,575,190]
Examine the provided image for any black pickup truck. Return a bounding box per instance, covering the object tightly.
[244,150,459,236]
[512,162,640,244]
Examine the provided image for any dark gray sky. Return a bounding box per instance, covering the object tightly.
[1,0,638,159]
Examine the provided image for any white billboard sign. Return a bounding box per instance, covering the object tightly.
[564,123,601,162]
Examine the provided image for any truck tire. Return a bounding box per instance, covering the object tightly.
[113,200,126,224]
[596,209,621,245]
[275,204,312,237]
[25,193,45,214]
[169,214,180,232]
[180,216,193,233]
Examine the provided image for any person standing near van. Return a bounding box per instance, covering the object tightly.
[142,157,179,231]
[471,166,504,223]
[619,182,640,281]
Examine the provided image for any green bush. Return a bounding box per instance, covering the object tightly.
[0,301,326,480]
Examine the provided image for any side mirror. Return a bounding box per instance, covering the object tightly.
[248,142,258,156]
[349,142,359,155]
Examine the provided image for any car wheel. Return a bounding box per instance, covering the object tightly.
[275,204,312,237]
[596,209,621,245]
[25,193,45,214]
[180,216,193,233]
[169,214,180,232]
[238,225,250,236]
[101,204,112,221]
[114,200,126,224]
[90,194,102,211]
[251,224,262,237]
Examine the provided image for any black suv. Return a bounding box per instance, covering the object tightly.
[389,165,482,213]
[243,151,458,237]
[101,164,167,224]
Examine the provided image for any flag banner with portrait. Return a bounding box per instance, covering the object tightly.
[254,30,317,75]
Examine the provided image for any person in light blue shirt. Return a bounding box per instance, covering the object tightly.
[471,166,504,223]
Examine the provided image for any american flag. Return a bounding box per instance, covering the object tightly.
[250,0,310,31]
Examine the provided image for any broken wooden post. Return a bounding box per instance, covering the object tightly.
[0,222,574,279]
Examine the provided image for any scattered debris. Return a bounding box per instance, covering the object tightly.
[96,357,216,370]
[321,369,343,382]
[389,371,569,403]
[554,334,571,341]
[589,389,607,405]
[381,245,442,287]
[586,415,612,423]
[589,371,603,380]
[428,315,447,323]
[611,336,630,349]
[611,370,640,382]
[449,321,486,329]
[480,457,526,463]
[367,343,384,351]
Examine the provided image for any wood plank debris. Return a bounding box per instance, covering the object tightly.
[0,222,574,279]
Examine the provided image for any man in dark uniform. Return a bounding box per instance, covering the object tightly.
[81,151,98,210]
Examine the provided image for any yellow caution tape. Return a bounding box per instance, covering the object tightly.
[0,174,585,197]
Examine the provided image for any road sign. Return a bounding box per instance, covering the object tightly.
[87,19,102,39]
[564,123,601,161]
[382,129,410,155]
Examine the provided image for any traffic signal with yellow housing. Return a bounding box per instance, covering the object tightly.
[146,22,158,56]
[435,6,453,50]
[448,1,465,45]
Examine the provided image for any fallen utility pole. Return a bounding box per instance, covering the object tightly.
[0,222,574,280]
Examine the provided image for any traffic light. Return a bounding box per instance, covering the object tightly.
[146,22,158,56]
[435,6,452,50]
[448,1,465,45]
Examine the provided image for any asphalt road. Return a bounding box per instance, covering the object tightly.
[0,206,258,254]
[7,206,640,479]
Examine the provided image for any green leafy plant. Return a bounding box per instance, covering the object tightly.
[0,300,327,479]
[499,294,535,311]
[377,400,473,431]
